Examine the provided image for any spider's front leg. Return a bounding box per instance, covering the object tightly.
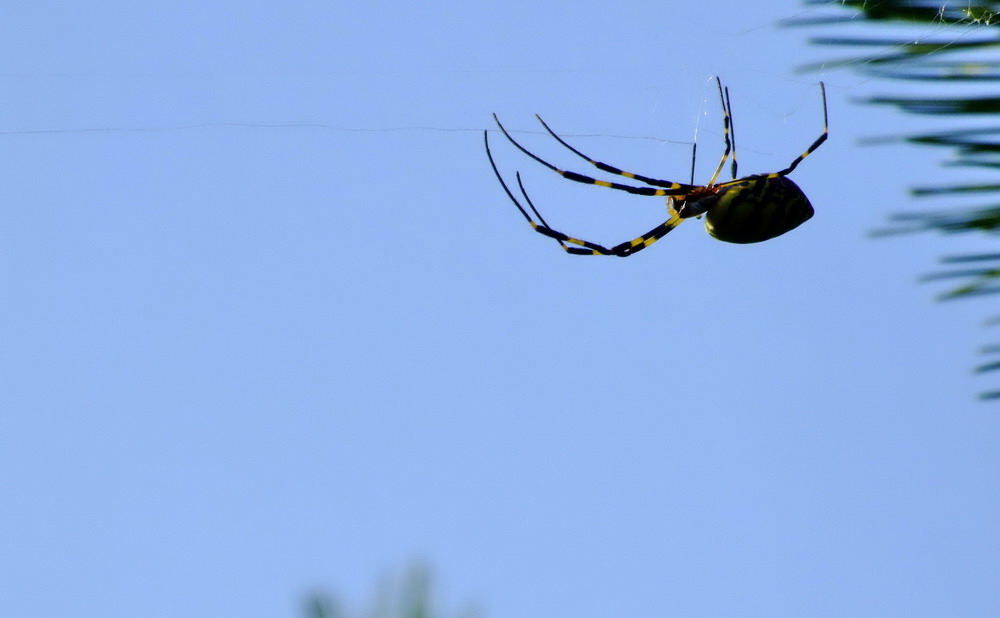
[486,130,687,257]
[517,174,685,257]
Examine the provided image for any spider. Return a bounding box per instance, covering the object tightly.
[484,77,828,256]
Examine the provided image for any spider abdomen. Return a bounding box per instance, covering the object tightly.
[704,176,814,244]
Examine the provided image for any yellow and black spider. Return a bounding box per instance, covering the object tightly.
[484,77,828,256]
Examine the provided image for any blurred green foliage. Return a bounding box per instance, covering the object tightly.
[801,0,1000,398]
[304,564,479,618]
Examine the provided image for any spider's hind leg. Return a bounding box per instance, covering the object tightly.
[770,81,829,178]
[518,174,686,257]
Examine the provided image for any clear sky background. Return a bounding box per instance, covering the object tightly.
[1,1,999,617]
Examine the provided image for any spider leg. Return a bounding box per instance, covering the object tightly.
[492,114,692,197]
[706,76,733,186]
[485,130,571,251]
[486,138,686,257]
[488,131,612,254]
[725,84,738,180]
[531,115,697,191]
[688,141,697,184]
[769,82,829,178]
[516,174,686,257]
[515,174,620,255]
[486,129,626,254]
[485,130,687,257]
[605,214,687,257]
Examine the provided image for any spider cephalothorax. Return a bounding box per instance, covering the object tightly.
[485,77,827,256]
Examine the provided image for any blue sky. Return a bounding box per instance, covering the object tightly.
[1,1,998,617]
